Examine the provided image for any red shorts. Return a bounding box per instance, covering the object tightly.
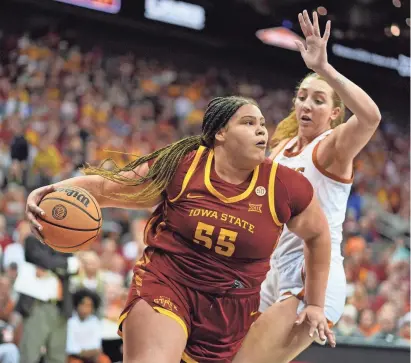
[118,267,260,362]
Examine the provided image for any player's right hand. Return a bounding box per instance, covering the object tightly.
[295,304,336,347]
[25,184,56,242]
[294,10,331,73]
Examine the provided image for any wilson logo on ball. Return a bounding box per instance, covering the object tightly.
[52,205,67,220]
[56,188,90,208]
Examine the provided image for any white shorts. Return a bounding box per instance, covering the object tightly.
[260,254,347,325]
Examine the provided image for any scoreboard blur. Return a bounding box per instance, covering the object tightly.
[54,0,121,13]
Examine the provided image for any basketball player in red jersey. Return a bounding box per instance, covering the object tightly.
[26,95,335,362]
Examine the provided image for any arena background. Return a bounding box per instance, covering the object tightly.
[0,0,409,362]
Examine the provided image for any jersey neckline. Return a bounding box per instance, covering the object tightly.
[283,130,332,158]
[204,149,260,204]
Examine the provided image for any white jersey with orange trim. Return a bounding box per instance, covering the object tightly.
[260,129,351,325]
[273,129,352,268]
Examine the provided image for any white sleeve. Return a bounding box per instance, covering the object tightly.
[3,245,16,269]
[66,318,81,355]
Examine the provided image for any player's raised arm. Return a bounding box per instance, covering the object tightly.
[295,10,381,165]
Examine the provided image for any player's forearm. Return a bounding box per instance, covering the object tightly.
[52,176,105,206]
[303,230,331,308]
[50,164,159,210]
[316,64,381,126]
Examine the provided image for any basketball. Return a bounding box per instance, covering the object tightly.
[38,186,102,253]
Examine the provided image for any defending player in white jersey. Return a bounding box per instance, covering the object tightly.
[233,10,381,363]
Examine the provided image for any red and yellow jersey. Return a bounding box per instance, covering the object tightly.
[140,146,313,295]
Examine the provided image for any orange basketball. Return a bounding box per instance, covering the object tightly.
[38,186,102,253]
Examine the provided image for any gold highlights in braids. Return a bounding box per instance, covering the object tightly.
[82,96,258,204]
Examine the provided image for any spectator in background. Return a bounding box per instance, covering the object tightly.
[344,257,358,299]
[370,303,399,344]
[2,220,30,270]
[387,288,409,319]
[363,270,379,300]
[103,283,126,323]
[0,275,17,347]
[121,218,146,271]
[357,308,379,337]
[0,343,19,363]
[334,304,364,338]
[31,138,63,187]
[63,134,85,169]
[3,263,18,304]
[0,213,12,251]
[14,235,80,363]
[344,235,367,260]
[0,275,21,345]
[99,238,124,287]
[391,238,410,265]
[0,140,11,188]
[1,184,25,224]
[52,159,81,184]
[3,262,17,286]
[9,118,29,186]
[104,255,125,286]
[349,282,370,312]
[0,275,14,324]
[66,288,111,363]
[347,186,363,221]
[397,312,410,345]
[72,251,105,298]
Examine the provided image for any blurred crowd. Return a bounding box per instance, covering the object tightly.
[0,28,409,360]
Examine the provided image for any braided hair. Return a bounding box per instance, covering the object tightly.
[83,96,258,204]
[270,73,346,148]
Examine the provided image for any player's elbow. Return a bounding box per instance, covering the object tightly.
[305,229,331,273]
[374,107,382,124]
[362,104,382,129]
[369,107,381,127]
[304,223,331,250]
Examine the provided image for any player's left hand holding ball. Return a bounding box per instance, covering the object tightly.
[26,185,56,242]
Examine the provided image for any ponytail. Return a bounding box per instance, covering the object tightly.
[83,135,203,204]
[270,109,299,148]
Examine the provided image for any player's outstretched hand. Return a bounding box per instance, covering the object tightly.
[295,304,336,347]
[294,10,331,73]
[25,184,56,242]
